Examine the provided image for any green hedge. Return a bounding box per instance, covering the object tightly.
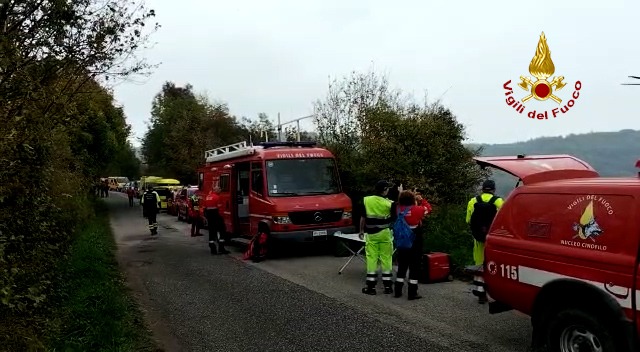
[0,200,155,351]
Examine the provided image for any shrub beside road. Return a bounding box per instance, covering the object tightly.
[0,201,156,351]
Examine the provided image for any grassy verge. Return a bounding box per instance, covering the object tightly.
[0,200,157,352]
[44,200,156,352]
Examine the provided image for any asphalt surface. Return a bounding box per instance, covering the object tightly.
[108,193,532,352]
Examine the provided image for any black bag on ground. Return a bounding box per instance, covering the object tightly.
[469,195,498,243]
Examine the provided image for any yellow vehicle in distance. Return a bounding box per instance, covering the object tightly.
[138,176,162,198]
[149,178,181,211]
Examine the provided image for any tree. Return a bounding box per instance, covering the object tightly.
[141,82,248,183]
[242,113,276,143]
[313,68,483,204]
[0,0,156,327]
[313,69,486,267]
[283,126,315,142]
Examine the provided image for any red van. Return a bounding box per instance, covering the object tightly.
[176,186,200,223]
[196,141,354,244]
[475,154,638,352]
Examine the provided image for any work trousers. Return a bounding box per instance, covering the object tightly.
[191,216,202,236]
[128,196,134,207]
[364,229,393,288]
[472,239,486,298]
[204,208,227,252]
[396,230,423,284]
[147,213,158,233]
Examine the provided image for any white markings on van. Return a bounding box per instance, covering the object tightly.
[560,240,607,251]
[516,265,637,311]
[567,195,614,215]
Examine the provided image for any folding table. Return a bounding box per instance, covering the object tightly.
[333,232,397,275]
[334,232,366,274]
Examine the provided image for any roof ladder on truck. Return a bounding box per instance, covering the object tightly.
[204,141,259,163]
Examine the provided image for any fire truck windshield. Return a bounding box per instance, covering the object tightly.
[265,158,340,197]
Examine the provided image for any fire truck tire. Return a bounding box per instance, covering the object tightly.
[545,308,618,352]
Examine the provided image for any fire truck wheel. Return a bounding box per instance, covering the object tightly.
[545,308,617,352]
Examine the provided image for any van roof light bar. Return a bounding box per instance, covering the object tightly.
[259,141,316,149]
[204,141,259,163]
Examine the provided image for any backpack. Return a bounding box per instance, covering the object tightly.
[243,231,268,262]
[469,195,499,243]
[392,207,415,249]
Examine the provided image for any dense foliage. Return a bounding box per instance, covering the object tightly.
[313,69,487,267]
[0,0,157,338]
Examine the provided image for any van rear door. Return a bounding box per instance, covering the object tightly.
[473,154,598,184]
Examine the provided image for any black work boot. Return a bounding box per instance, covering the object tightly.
[393,282,404,298]
[209,242,217,255]
[408,283,422,300]
[383,281,393,294]
[362,281,376,295]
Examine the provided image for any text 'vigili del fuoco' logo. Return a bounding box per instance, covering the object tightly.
[502,32,582,120]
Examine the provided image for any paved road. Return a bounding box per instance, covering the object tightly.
[109,193,532,352]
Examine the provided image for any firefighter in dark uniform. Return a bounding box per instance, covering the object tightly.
[141,187,161,235]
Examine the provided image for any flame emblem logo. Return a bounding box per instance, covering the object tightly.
[572,200,603,242]
[517,32,567,104]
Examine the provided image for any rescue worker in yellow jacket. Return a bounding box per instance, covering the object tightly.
[466,179,504,303]
[359,180,398,295]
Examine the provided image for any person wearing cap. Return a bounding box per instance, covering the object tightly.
[466,179,504,303]
[358,180,398,295]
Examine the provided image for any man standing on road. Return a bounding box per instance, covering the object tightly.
[359,180,397,295]
[127,186,135,207]
[203,185,229,255]
[466,179,504,304]
[141,187,161,235]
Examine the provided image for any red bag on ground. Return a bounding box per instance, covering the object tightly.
[243,232,268,262]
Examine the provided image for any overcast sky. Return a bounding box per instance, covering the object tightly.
[113,0,638,147]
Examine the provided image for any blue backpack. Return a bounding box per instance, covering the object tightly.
[393,207,415,249]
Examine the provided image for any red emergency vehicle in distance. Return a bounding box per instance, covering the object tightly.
[476,154,639,352]
[196,140,354,244]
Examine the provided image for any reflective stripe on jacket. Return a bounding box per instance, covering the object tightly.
[363,195,393,234]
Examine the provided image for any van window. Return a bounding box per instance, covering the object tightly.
[265,158,340,197]
[219,174,230,192]
[251,162,265,197]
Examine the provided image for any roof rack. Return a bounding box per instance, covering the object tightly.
[204,141,260,163]
[259,141,316,149]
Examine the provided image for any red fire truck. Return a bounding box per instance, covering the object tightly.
[196,141,355,244]
[474,154,639,352]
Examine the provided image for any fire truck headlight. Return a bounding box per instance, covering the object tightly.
[272,216,291,224]
[342,211,352,219]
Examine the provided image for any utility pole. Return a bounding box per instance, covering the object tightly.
[276,114,314,142]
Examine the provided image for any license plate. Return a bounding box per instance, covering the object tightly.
[193,206,199,211]
[313,230,327,237]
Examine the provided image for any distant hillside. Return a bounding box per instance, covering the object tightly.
[467,129,640,197]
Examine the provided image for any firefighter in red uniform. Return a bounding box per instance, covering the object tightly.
[203,186,229,255]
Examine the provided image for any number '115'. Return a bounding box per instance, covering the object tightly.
[500,264,518,280]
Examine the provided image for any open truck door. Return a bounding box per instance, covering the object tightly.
[464,154,600,288]
[473,154,599,189]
